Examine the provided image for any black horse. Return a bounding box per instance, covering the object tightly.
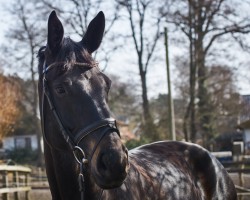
[38,11,237,200]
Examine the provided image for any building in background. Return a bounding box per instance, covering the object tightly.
[238,120,250,154]
[238,95,250,153]
[240,95,250,123]
[2,135,39,151]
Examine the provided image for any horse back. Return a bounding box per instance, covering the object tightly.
[105,141,237,200]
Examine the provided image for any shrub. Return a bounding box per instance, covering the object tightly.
[125,137,151,150]
[6,148,38,164]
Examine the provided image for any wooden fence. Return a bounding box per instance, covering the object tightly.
[0,165,31,200]
[221,160,250,198]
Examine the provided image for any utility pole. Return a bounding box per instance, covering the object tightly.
[164,27,176,141]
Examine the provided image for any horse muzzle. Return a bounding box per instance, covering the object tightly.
[93,141,129,189]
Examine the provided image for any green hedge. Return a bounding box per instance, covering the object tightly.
[6,148,38,164]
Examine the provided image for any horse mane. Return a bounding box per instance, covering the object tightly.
[37,37,96,76]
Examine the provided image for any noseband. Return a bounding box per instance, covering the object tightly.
[41,61,120,200]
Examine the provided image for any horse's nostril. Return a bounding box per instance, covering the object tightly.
[98,150,123,172]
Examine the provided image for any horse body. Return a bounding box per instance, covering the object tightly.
[103,141,236,200]
[38,10,237,200]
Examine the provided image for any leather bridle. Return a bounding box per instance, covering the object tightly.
[41,60,120,200]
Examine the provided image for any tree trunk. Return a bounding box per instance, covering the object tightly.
[139,67,156,139]
[195,3,212,147]
[30,51,44,167]
[189,51,196,142]
[196,37,212,146]
[183,103,190,141]
[141,71,150,122]
[183,0,197,142]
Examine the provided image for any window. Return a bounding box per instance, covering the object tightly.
[14,137,32,149]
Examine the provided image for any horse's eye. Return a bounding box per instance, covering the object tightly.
[55,86,66,94]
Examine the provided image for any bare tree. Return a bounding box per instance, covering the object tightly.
[162,0,250,144]
[173,56,193,141]
[174,57,242,141]
[116,0,164,139]
[207,65,242,135]
[108,74,139,118]
[3,0,46,166]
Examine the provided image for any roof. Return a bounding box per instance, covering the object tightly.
[238,119,250,129]
[215,131,243,142]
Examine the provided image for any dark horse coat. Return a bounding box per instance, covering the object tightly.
[103,141,237,200]
[38,10,237,200]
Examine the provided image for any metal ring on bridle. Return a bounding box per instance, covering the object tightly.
[73,146,88,164]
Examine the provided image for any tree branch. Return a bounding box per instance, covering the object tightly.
[205,24,250,54]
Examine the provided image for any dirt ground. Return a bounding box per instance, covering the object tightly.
[29,190,51,200]
[0,190,51,200]
[4,190,52,200]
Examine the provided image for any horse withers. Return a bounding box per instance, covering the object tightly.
[38,10,237,200]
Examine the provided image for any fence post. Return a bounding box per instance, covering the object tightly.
[25,172,30,200]
[3,170,9,200]
[14,171,19,200]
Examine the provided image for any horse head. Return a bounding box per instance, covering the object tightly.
[38,11,129,190]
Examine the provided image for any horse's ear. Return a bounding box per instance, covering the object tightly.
[47,10,64,54]
[82,11,105,53]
